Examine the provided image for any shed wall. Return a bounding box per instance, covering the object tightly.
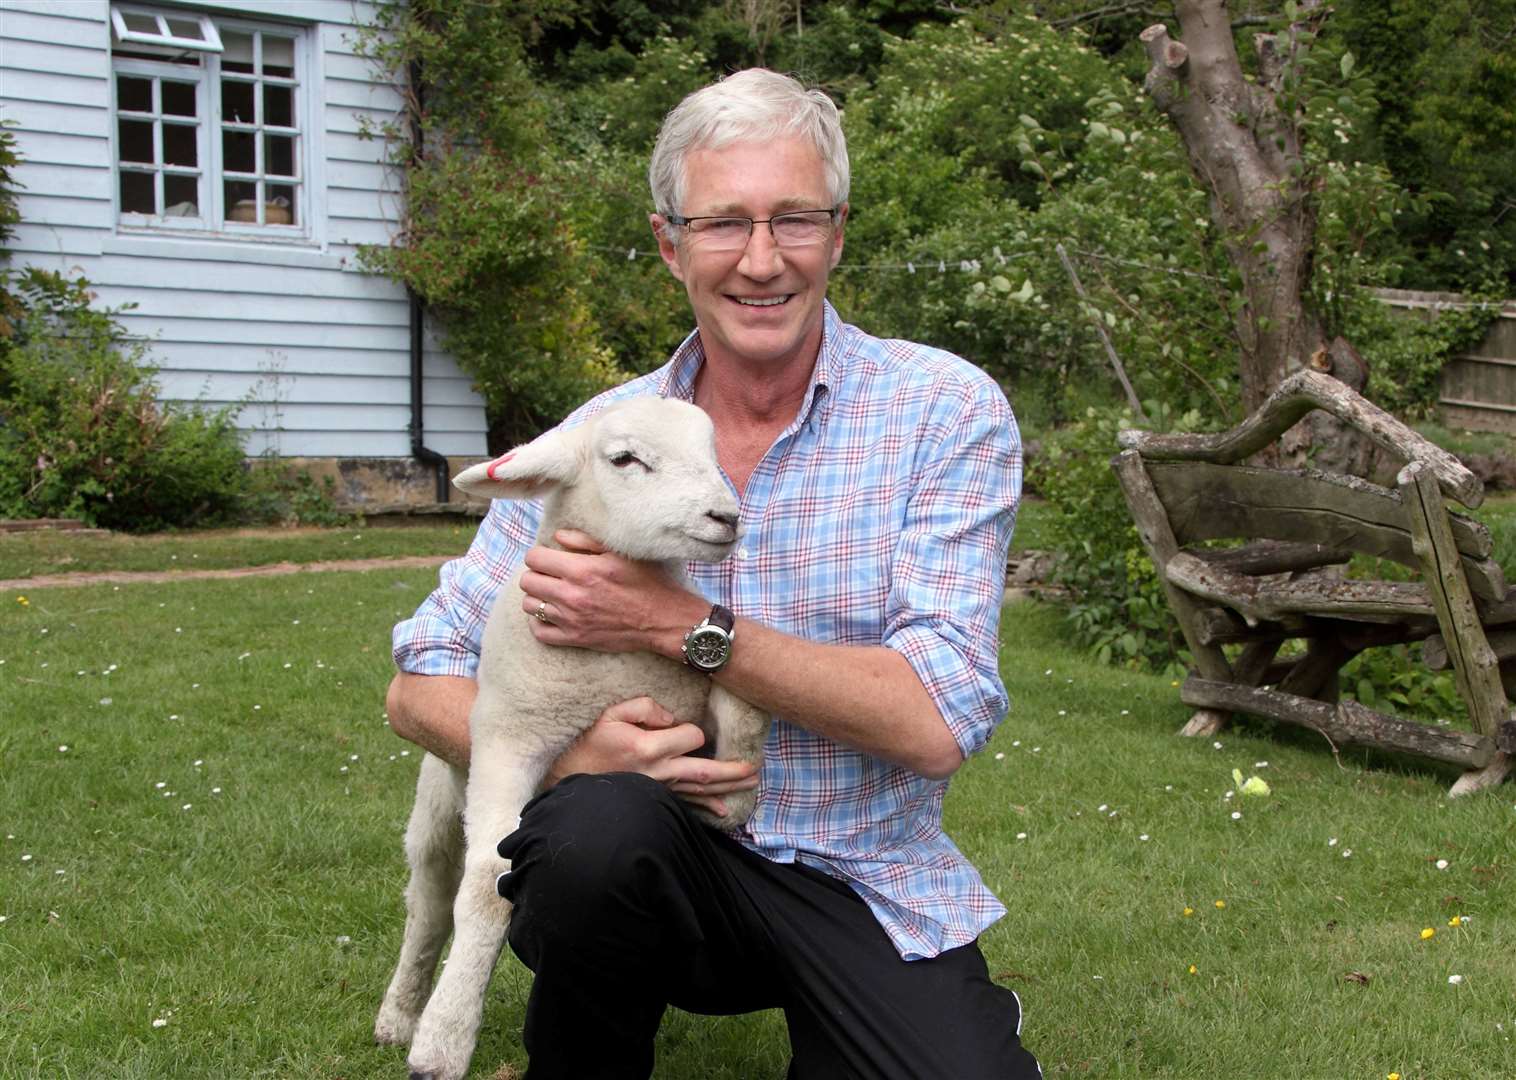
[0,0,487,460]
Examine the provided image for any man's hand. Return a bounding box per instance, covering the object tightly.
[547,696,760,819]
[519,530,708,657]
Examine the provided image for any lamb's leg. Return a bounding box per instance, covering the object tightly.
[693,686,771,830]
[375,753,466,1046]
[404,740,554,1080]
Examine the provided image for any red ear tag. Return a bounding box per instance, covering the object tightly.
[485,451,517,480]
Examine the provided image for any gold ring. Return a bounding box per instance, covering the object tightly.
[533,601,549,624]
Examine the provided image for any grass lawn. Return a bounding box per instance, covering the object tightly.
[2,543,1514,1077]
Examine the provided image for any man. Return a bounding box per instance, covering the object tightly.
[389,69,1039,1079]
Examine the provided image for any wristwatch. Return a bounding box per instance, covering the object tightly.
[682,604,736,674]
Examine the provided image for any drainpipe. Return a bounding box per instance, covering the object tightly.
[409,287,450,503]
[405,56,449,503]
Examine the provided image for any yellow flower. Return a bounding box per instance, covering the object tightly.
[1449,915,1463,927]
[1187,964,1197,975]
[1420,927,1435,940]
[16,596,28,606]
[1214,900,1226,909]
[1388,1073,1401,1080]
[1182,907,1194,917]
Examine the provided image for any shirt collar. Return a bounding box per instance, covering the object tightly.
[658,301,845,430]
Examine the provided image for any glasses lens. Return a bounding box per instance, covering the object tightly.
[688,218,751,250]
[771,211,832,247]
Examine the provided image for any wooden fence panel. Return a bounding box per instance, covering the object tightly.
[1371,289,1516,435]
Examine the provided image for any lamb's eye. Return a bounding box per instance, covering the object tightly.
[610,451,646,469]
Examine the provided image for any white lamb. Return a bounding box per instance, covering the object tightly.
[373,397,771,1080]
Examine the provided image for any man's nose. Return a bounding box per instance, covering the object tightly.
[738,223,784,279]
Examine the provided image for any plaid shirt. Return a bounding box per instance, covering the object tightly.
[393,302,1022,959]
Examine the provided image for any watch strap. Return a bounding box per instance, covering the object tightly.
[706,603,735,634]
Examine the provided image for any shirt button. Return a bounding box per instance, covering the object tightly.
[737,547,750,560]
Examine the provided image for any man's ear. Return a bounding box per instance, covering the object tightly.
[649,213,686,283]
[828,203,848,271]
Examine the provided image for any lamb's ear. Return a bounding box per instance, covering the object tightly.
[452,425,587,501]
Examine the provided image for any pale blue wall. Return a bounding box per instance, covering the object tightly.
[0,0,487,458]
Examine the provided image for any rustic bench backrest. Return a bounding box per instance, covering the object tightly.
[1144,461,1505,601]
[1113,368,1514,796]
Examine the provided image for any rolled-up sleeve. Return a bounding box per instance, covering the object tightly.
[883,377,1022,759]
[391,496,543,678]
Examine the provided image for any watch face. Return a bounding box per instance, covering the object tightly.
[686,626,731,670]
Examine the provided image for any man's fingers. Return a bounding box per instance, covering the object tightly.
[669,773,760,796]
[602,696,678,730]
[678,794,729,818]
[640,723,707,762]
[663,756,758,789]
[554,529,608,555]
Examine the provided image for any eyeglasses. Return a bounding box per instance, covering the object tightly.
[665,207,840,251]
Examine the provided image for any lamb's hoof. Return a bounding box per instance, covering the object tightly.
[373,1006,419,1046]
[373,1023,410,1047]
[406,1050,465,1080]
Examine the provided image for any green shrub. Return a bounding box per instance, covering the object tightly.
[1031,401,1211,676]
[1340,642,1464,723]
[241,460,355,528]
[0,281,250,531]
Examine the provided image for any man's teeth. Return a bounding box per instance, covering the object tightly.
[734,295,788,307]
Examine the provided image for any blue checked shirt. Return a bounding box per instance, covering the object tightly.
[393,302,1022,960]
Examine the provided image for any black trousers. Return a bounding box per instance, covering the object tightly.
[496,772,1041,1080]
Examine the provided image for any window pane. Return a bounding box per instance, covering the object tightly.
[164,17,204,41]
[121,12,159,34]
[117,75,152,113]
[163,122,197,167]
[161,81,196,117]
[120,170,155,213]
[222,79,255,124]
[222,31,254,74]
[164,174,199,216]
[263,84,292,128]
[262,36,295,78]
[118,118,155,164]
[225,180,259,222]
[266,184,296,225]
[223,129,256,173]
[265,134,294,177]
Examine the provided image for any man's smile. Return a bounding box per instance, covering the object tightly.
[731,294,793,307]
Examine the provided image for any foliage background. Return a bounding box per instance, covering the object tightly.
[358,0,1512,445]
[355,0,1512,672]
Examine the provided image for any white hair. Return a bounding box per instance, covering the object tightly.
[648,68,850,225]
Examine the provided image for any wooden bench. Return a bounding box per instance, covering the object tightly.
[1113,369,1516,796]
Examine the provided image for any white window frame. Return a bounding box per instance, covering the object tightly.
[111,5,223,53]
[110,4,316,243]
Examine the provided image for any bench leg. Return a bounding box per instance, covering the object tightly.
[1176,640,1285,738]
[1178,709,1228,737]
[1449,750,1512,798]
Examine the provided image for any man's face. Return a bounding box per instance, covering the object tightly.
[652,136,846,374]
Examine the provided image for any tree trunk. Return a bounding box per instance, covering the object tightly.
[1140,1,1332,419]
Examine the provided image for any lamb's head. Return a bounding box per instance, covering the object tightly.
[452,398,741,563]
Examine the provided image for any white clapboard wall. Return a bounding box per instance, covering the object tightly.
[0,0,487,459]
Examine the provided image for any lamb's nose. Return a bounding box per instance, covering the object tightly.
[706,510,739,530]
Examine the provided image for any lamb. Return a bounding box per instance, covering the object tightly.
[373,396,771,1080]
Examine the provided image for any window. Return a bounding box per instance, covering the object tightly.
[111,4,309,236]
